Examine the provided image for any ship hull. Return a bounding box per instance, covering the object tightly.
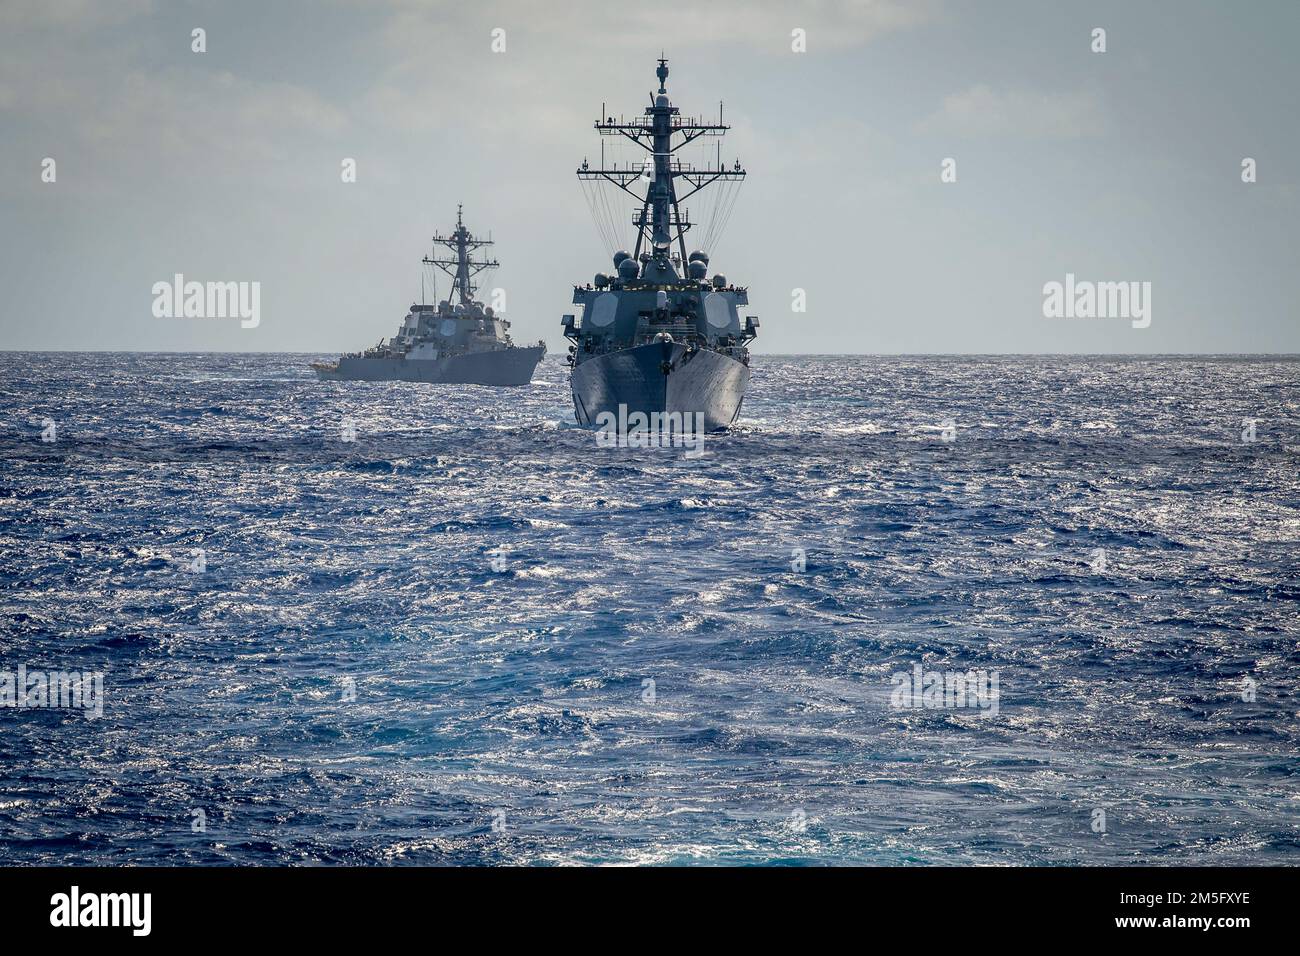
[569,340,749,432]
[314,345,545,385]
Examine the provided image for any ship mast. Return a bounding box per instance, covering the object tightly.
[423,204,499,305]
[577,58,745,267]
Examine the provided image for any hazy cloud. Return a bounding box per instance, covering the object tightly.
[0,0,154,30]
[918,84,1109,140]
[1,0,1296,354]
[372,0,942,55]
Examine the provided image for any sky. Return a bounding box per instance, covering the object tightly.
[0,0,1296,354]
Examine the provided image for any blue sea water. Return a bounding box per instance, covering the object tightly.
[1,352,1297,866]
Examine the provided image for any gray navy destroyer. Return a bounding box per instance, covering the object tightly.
[562,59,758,431]
[313,206,545,384]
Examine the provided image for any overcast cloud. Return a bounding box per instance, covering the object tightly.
[0,0,1296,353]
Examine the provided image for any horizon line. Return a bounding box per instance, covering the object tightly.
[2,350,1298,359]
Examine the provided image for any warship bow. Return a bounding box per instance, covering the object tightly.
[563,58,758,431]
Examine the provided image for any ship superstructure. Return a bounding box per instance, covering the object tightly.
[562,58,758,431]
[313,206,544,384]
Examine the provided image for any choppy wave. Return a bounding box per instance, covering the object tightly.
[1,352,1297,865]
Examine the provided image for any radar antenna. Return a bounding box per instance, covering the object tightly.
[576,58,746,265]
[422,203,499,305]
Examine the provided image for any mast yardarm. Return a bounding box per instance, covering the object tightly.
[577,59,745,266]
[423,203,499,305]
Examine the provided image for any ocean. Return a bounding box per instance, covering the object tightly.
[1,353,1297,865]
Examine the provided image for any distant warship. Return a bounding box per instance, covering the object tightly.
[562,58,758,431]
[313,206,545,384]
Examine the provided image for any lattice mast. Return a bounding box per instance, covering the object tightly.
[577,58,745,267]
[423,204,499,305]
